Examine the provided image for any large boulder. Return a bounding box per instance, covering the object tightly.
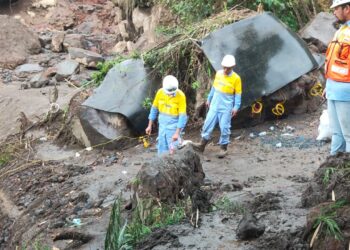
[0,15,41,69]
[133,145,205,203]
[300,12,337,47]
[71,105,135,150]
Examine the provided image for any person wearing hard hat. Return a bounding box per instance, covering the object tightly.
[192,55,242,158]
[324,0,350,155]
[145,75,187,155]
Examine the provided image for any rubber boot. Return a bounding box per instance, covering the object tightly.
[192,138,209,152]
[217,144,228,158]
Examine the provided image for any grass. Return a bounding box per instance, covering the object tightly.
[213,196,245,214]
[105,197,186,249]
[323,167,336,185]
[312,199,349,242]
[19,240,51,250]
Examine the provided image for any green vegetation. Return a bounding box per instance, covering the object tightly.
[157,0,320,32]
[213,196,245,214]
[20,240,51,250]
[312,200,349,241]
[191,81,201,90]
[89,56,127,88]
[323,167,336,185]
[157,0,216,24]
[142,97,153,110]
[0,144,15,168]
[105,197,186,249]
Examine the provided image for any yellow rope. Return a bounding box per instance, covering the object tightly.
[309,82,323,97]
[272,102,285,116]
[251,101,263,114]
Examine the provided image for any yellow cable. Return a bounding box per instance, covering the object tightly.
[272,102,285,116]
[309,82,323,97]
[251,101,263,114]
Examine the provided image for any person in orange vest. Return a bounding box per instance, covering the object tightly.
[324,0,350,155]
[145,75,187,155]
[192,55,242,158]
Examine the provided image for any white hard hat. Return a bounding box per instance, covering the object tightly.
[221,55,236,67]
[162,75,178,95]
[331,0,350,8]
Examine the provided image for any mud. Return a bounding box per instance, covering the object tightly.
[302,153,350,208]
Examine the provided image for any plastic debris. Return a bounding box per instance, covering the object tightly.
[276,142,282,148]
[85,147,92,151]
[259,131,267,136]
[75,152,81,158]
[72,218,81,226]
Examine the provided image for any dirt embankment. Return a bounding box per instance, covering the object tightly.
[302,154,350,250]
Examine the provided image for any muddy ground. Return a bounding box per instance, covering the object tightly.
[0,0,333,249]
[0,101,329,249]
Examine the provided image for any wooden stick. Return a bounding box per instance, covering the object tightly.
[310,222,322,248]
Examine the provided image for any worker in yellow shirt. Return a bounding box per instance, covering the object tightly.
[145,75,188,155]
[193,55,242,158]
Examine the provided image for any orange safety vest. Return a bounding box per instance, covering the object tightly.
[325,25,350,82]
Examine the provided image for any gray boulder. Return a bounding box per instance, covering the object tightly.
[55,59,79,81]
[68,47,104,68]
[300,12,337,46]
[30,73,49,88]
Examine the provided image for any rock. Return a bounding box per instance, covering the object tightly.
[51,32,65,52]
[71,105,134,150]
[63,34,86,51]
[15,64,43,74]
[38,32,52,48]
[30,73,49,88]
[236,213,265,240]
[132,7,151,33]
[299,12,337,47]
[68,47,104,68]
[32,0,57,8]
[118,20,134,40]
[133,145,205,203]
[111,41,128,54]
[0,15,41,69]
[55,59,79,81]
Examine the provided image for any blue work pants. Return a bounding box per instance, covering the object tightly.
[328,99,350,155]
[201,109,231,145]
[157,128,181,155]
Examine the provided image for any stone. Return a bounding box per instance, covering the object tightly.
[0,15,41,69]
[236,213,265,240]
[55,60,79,81]
[63,34,86,51]
[71,105,134,150]
[68,47,104,68]
[111,41,128,54]
[15,64,43,74]
[299,12,337,46]
[30,73,49,88]
[51,32,65,52]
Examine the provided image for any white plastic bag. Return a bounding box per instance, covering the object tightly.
[316,109,332,141]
